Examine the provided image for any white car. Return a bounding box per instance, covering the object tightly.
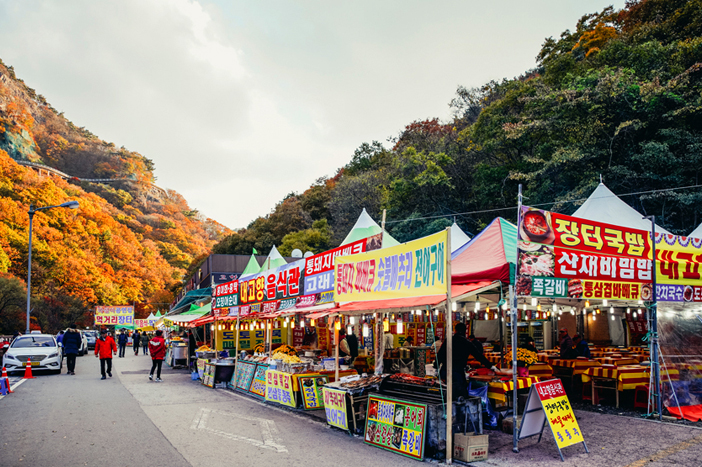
[3,334,63,374]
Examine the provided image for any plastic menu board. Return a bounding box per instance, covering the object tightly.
[323,387,349,431]
[265,370,296,407]
[249,363,268,399]
[234,361,256,394]
[299,376,328,410]
[202,363,215,388]
[364,395,427,460]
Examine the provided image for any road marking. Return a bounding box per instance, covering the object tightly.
[0,378,27,400]
[190,407,288,453]
[624,433,702,467]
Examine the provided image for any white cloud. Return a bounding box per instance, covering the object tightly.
[0,0,626,229]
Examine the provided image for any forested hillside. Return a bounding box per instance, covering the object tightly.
[214,0,702,257]
[0,60,230,333]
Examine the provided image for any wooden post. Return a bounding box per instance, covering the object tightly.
[334,316,340,382]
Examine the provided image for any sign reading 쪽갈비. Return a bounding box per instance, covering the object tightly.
[334,230,447,302]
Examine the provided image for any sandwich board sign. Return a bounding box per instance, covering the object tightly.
[518,379,588,461]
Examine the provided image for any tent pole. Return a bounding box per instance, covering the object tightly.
[234,312,241,368]
[512,183,523,453]
[646,215,661,420]
[334,315,340,382]
[445,227,453,464]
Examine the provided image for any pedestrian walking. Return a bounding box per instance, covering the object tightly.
[62,325,82,375]
[141,332,150,355]
[148,330,166,382]
[117,330,128,358]
[133,330,140,355]
[95,329,117,380]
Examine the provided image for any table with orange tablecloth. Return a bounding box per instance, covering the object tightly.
[581,365,680,391]
[550,358,602,375]
[484,376,540,403]
[495,362,554,379]
[595,357,639,366]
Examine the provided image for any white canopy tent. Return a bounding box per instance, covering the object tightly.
[573,183,671,234]
[450,221,471,252]
[690,223,702,239]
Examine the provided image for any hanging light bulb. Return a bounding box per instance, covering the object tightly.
[585,300,590,308]
[570,306,575,315]
[210,325,214,331]
[537,303,542,312]
[611,314,615,321]
[553,303,558,313]
[335,319,341,331]
[633,311,638,318]
[300,319,305,328]
[638,308,642,315]
[347,325,352,335]
[350,316,355,325]
[558,307,563,316]
[592,313,597,321]
[475,300,480,312]
[531,297,538,307]
[310,319,316,327]
[627,308,631,314]
[383,317,390,332]
[523,303,527,311]
[282,319,287,328]
[363,323,369,337]
[434,309,439,316]
[610,306,614,314]
[452,302,457,312]
[397,318,404,334]
[603,299,608,307]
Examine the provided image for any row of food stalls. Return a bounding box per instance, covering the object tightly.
[161,186,702,462]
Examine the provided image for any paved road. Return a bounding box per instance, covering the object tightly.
[3,353,702,466]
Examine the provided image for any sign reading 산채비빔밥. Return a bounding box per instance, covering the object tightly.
[515,206,702,300]
[334,230,448,302]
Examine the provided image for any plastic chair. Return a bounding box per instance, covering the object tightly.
[634,384,650,410]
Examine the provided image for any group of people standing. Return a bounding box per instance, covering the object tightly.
[116,330,151,357]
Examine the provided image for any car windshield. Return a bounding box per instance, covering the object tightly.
[84,331,97,338]
[12,336,56,348]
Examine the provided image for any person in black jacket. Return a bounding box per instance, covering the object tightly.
[437,323,498,398]
[573,334,591,358]
[117,330,128,357]
[133,330,140,355]
[62,325,82,375]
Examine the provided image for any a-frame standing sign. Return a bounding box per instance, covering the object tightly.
[518,379,589,461]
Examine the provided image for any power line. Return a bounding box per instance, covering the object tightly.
[384,183,702,224]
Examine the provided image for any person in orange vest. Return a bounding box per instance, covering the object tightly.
[148,330,167,382]
[94,329,117,380]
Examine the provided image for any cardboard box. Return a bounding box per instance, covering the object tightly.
[454,433,489,462]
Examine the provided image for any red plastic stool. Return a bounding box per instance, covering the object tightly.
[582,381,601,404]
[634,385,650,409]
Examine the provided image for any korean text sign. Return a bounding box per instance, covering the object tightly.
[364,395,427,460]
[234,361,256,394]
[239,260,304,305]
[95,306,134,325]
[323,387,348,430]
[304,239,367,295]
[334,230,448,302]
[213,279,239,310]
[516,206,702,300]
[534,380,584,450]
[249,364,268,398]
[265,370,296,408]
[299,376,328,410]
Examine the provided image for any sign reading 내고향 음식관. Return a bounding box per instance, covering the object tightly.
[516,206,702,301]
[333,230,448,302]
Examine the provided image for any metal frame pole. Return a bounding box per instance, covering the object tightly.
[512,184,523,453]
[26,207,35,334]
[445,227,453,464]
[646,215,661,420]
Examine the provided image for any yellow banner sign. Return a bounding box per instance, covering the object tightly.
[334,230,447,302]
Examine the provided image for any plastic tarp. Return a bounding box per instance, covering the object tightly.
[690,223,702,239]
[451,218,517,285]
[450,222,471,253]
[259,245,287,272]
[340,208,400,248]
[241,253,262,275]
[572,183,671,234]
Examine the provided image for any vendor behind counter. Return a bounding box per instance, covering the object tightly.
[436,323,498,397]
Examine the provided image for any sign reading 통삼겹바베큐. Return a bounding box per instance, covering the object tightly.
[95,306,134,325]
[333,230,448,302]
[515,206,702,301]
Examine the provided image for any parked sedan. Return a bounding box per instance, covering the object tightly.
[84,330,98,350]
[2,334,63,374]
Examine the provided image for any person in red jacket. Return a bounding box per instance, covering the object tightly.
[94,329,117,380]
[148,330,167,382]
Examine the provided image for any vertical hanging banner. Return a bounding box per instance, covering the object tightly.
[95,306,134,326]
[334,231,448,302]
[515,206,702,300]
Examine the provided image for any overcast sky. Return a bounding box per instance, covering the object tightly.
[0,0,625,229]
